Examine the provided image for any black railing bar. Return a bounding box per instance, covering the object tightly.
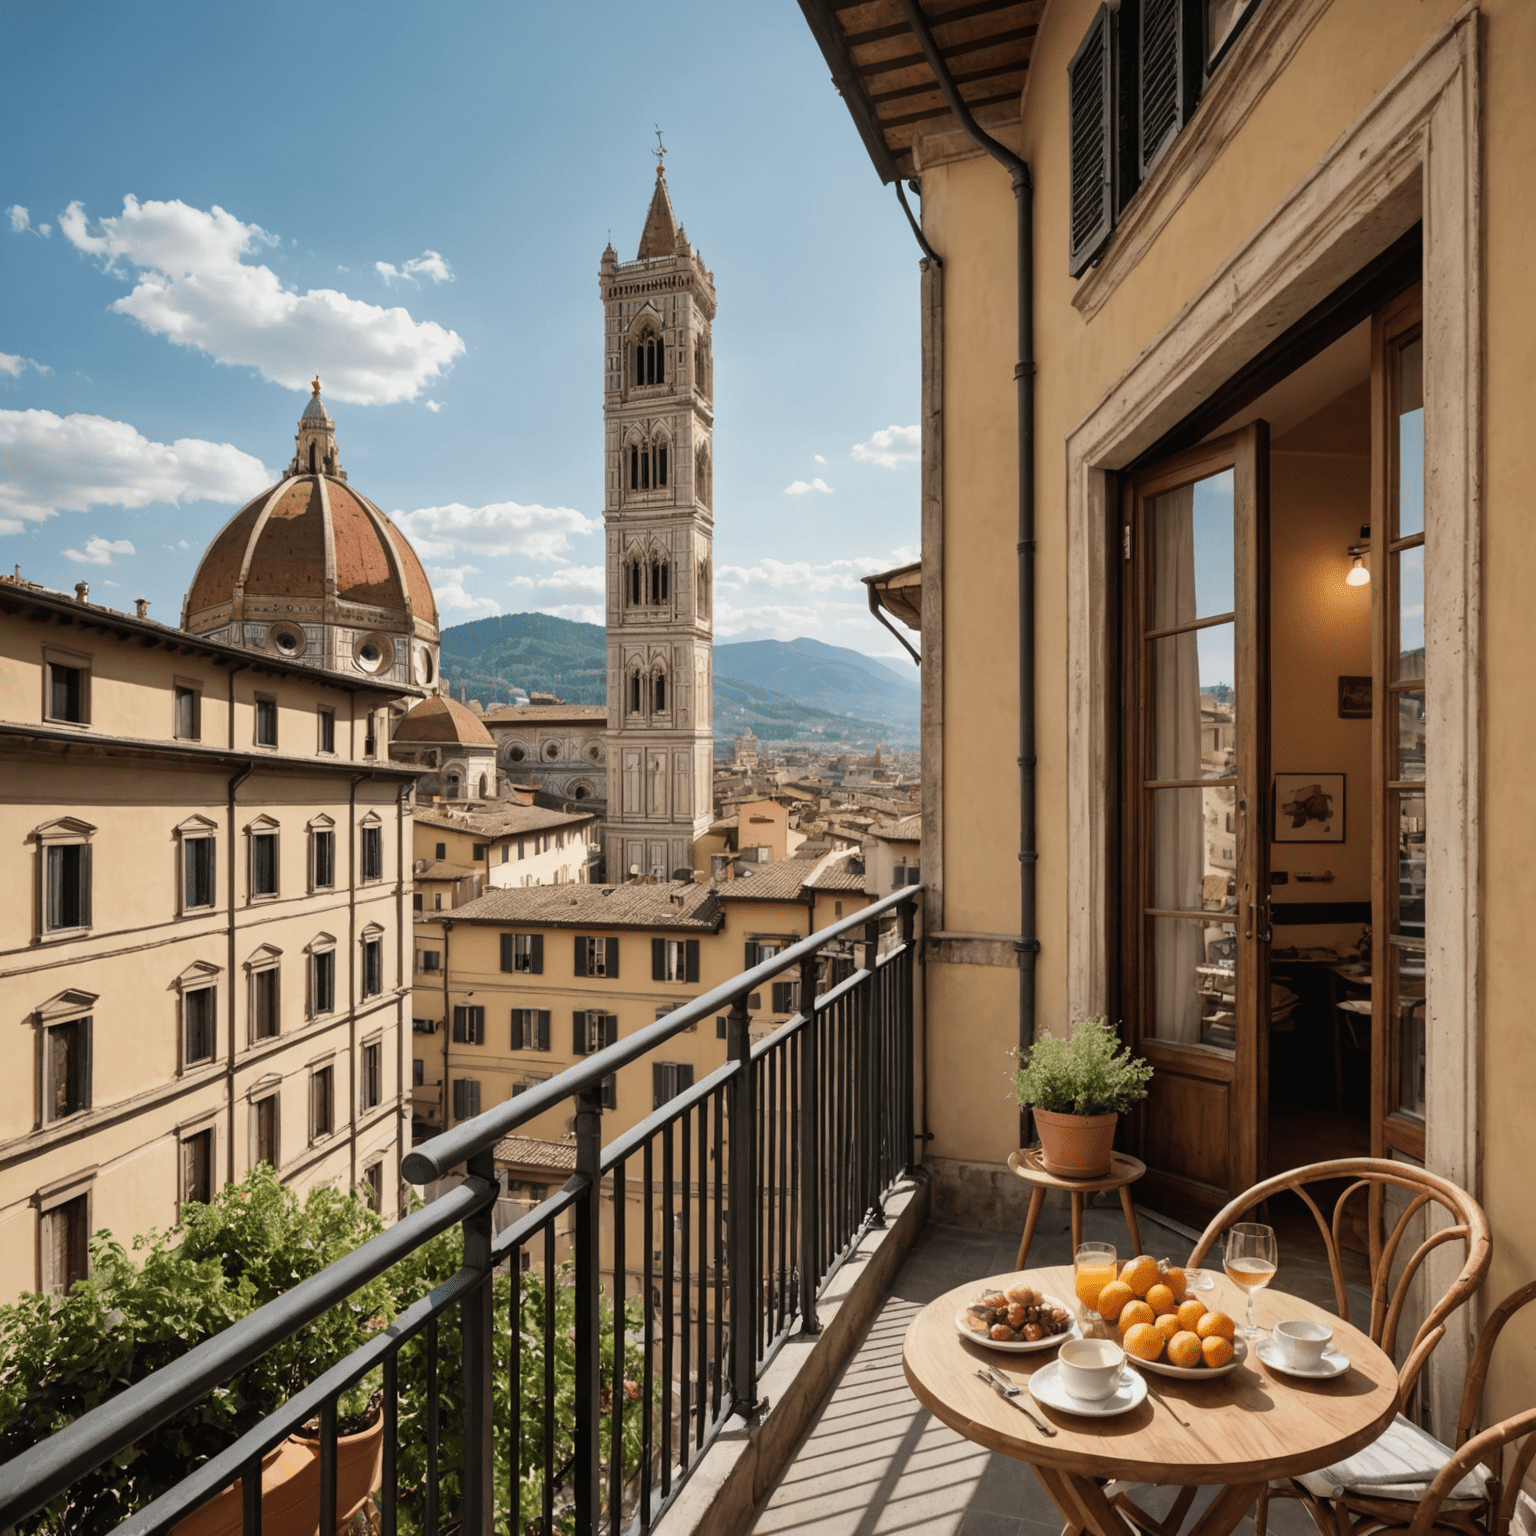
[813,1173,921,1303]
[741,966,874,1065]
[627,1396,739,1536]
[0,1178,493,1529]
[403,886,921,1181]
[112,1264,482,1536]
[600,1059,739,1170]
[488,1179,583,1264]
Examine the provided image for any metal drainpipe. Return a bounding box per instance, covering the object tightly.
[225,760,254,1186]
[896,1,1038,1146]
[395,779,411,1219]
[348,772,367,1197]
[440,918,453,1167]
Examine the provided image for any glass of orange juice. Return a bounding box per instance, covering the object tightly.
[1223,1222,1278,1338]
[1074,1242,1118,1321]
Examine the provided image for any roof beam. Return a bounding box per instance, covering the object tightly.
[869,56,1028,103]
[853,24,1038,80]
[842,0,1023,50]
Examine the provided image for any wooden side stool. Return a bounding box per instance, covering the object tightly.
[1006,1147,1148,1270]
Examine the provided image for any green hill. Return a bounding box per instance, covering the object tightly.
[438,613,912,746]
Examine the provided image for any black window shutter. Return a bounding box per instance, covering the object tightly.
[1067,4,1116,277]
[453,1079,465,1119]
[604,1014,619,1049]
[452,1006,466,1043]
[652,1063,667,1109]
[685,940,699,984]
[574,935,587,977]
[605,937,620,978]
[80,1017,93,1110]
[772,981,793,1014]
[678,1063,694,1093]
[652,937,665,981]
[1138,0,1201,179]
[745,941,759,969]
[500,934,513,972]
[530,935,543,974]
[573,1010,588,1055]
[601,1075,616,1110]
[511,1010,523,1050]
[80,843,92,928]
[537,1010,550,1051]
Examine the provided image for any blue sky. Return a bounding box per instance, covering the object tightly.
[0,2,921,655]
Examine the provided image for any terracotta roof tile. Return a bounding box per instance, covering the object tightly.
[494,1136,577,1172]
[414,804,596,836]
[445,880,722,931]
[396,694,495,746]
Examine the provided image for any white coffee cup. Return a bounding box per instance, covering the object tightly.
[1057,1337,1126,1401]
[1273,1319,1332,1370]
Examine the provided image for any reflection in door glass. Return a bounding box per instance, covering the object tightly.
[1396,944,1426,1120]
[1151,916,1237,1050]
[1397,336,1424,538]
[1151,787,1237,916]
[1396,792,1426,942]
[1149,634,1237,780]
[1396,690,1426,782]
[1150,471,1235,628]
[1397,544,1424,678]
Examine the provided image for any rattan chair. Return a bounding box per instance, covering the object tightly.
[1186,1158,1493,1536]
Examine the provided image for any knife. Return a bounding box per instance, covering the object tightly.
[976,1367,1057,1436]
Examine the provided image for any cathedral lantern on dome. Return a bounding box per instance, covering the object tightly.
[180,381,442,692]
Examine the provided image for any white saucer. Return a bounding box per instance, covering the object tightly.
[1256,1337,1351,1379]
[955,1295,1082,1353]
[1028,1359,1148,1418]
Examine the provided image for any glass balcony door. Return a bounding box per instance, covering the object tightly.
[1122,423,1270,1217]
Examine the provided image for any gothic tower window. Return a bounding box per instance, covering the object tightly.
[629,444,639,491]
[309,442,318,473]
[652,667,667,713]
[628,667,643,715]
[627,555,644,606]
[635,330,664,387]
[650,553,669,605]
[657,442,668,487]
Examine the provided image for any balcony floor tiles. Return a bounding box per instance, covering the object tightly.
[748,1209,1320,1536]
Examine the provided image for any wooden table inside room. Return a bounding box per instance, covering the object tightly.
[902,1264,1399,1536]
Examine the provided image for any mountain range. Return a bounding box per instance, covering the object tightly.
[438,613,918,746]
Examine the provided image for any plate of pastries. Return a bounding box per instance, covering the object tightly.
[956,1281,1080,1352]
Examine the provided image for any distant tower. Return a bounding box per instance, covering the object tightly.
[599,147,716,880]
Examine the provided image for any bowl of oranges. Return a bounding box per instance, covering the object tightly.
[1093,1255,1245,1378]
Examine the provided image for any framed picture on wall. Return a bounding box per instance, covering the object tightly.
[1273,773,1345,843]
[1338,676,1373,718]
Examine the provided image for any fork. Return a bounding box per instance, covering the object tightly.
[977,1366,1057,1436]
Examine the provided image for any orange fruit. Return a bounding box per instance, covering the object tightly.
[1155,1313,1183,1343]
[1118,1300,1155,1335]
[1121,1255,1159,1297]
[1096,1280,1134,1322]
[1176,1299,1207,1332]
[1161,1264,1187,1298]
[1197,1310,1236,1341]
[1167,1330,1203,1368]
[1202,1336,1235,1368]
[1123,1322,1164,1361]
[1146,1283,1178,1316]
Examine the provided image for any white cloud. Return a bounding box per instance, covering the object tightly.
[7,205,48,236]
[0,408,271,532]
[59,196,465,405]
[393,499,597,562]
[426,563,501,616]
[852,423,919,468]
[425,399,442,413]
[376,250,454,286]
[716,547,916,596]
[532,564,604,596]
[63,535,136,565]
[813,454,826,464]
[0,351,51,377]
[536,602,605,625]
[784,477,832,496]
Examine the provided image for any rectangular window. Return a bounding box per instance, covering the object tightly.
[362,937,383,998]
[652,1061,695,1109]
[434,892,442,910]
[43,1195,89,1294]
[182,1129,214,1206]
[317,707,335,754]
[44,843,91,932]
[601,1073,617,1111]
[452,1005,486,1045]
[311,1066,333,1140]
[435,842,447,861]
[175,684,201,741]
[184,836,216,910]
[364,713,377,758]
[412,893,423,913]
[473,843,487,861]
[312,950,336,1015]
[501,844,510,864]
[255,696,278,748]
[312,829,335,889]
[252,968,280,1040]
[501,933,543,974]
[361,824,383,882]
[412,1057,425,1087]
[574,935,619,978]
[517,837,526,860]
[419,949,441,973]
[46,660,88,724]
[572,1010,616,1056]
[254,1095,278,1166]
[361,1041,381,1110]
[771,980,799,1015]
[717,1015,728,1040]
[184,987,216,1065]
[452,1078,481,1121]
[652,937,700,983]
[512,1008,551,1051]
[44,1016,91,1121]
[252,832,279,898]
[363,1161,383,1212]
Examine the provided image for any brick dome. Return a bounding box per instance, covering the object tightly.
[181,381,439,687]
[394,694,495,747]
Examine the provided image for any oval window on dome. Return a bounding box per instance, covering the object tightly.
[265,625,306,659]
[416,646,435,685]
[544,741,561,760]
[353,632,394,675]
[507,744,526,763]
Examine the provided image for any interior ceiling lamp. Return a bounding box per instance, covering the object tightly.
[1346,524,1372,586]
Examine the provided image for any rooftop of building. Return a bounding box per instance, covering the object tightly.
[480,705,609,723]
[414,803,597,838]
[442,879,723,931]
[872,814,922,842]
[493,1135,577,1173]
[718,850,867,902]
[412,860,479,880]
[395,693,496,747]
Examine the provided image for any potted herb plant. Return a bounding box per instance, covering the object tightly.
[1012,1017,1152,1178]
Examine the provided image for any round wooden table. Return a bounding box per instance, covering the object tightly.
[903,1264,1399,1536]
[1008,1148,1147,1270]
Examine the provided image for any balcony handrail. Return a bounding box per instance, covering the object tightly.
[402,884,917,1183]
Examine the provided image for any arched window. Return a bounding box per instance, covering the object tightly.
[446,774,461,800]
[627,557,643,606]
[652,669,667,713]
[308,442,318,473]
[650,556,669,604]
[628,669,642,715]
[635,330,663,387]
[478,775,488,799]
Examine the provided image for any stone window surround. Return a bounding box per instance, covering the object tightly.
[41,643,92,728]
[173,960,222,1072]
[32,816,96,942]
[175,813,219,915]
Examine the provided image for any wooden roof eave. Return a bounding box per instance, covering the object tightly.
[798,0,907,184]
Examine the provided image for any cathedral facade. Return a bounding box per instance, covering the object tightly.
[599,161,716,880]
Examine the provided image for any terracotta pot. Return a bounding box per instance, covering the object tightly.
[171,1411,384,1536]
[1032,1108,1118,1178]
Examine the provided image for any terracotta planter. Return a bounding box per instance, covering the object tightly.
[1032,1108,1118,1179]
[171,1411,384,1536]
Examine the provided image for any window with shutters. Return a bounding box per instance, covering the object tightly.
[184,986,217,1065]
[419,949,441,974]
[771,980,800,1015]
[1204,0,1259,70]
[177,818,217,913]
[361,1039,382,1110]
[317,706,335,754]
[501,932,543,974]
[310,824,336,890]
[573,1010,616,1056]
[42,1193,90,1293]
[310,1065,334,1140]
[452,1005,486,1045]
[652,1062,694,1109]
[361,932,383,998]
[652,937,699,983]
[412,1057,425,1087]
[360,822,384,882]
[362,1161,384,1212]
[44,1015,91,1122]
[174,682,202,741]
[43,649,91,725]
[1138,0,1201,180]
[311,945,336,1015]
[181,1127,214,1206]
[254,695,278,748]
[435,842,447,861]
[250,823,280,900]
[37,819,94,936]
[452,1078,481,1121]
[512,1009,551,1051]
[575,935,619,978]
[253,1093,279,1167]
[251,962,281,1040]
[1067,4,1116,276]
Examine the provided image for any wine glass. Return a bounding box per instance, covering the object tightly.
[1223,1222,1278,1339]
[1073,1242,1118,1325]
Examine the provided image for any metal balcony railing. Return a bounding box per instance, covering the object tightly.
[0,885,920,1535]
